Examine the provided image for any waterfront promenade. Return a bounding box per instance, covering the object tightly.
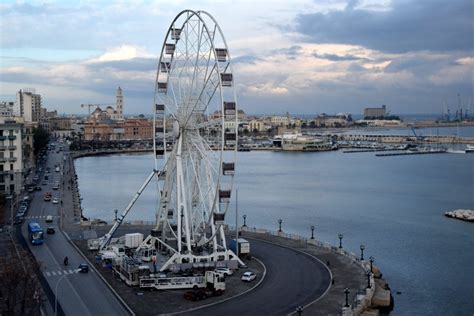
[56,148,380,315]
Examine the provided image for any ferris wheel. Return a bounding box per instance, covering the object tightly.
[138,10,241,271]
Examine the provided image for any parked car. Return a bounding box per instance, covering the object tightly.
[215,267,233,276]
[44,195,51,202]
[46,227,55,234]
[241,271,256,282]
[28,187,35,193]
[78,263,89,273]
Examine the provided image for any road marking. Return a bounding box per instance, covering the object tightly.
[68,269,74,274]
[45,271,51,277]
[51,271,57,276]
[57,271,62,275]
[63,270,68,274]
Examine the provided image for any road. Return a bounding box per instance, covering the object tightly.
[184,238,331,315]
[21,142,130,316]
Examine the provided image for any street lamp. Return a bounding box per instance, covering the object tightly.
[366,270,371,289]
[278,219,282,232]
[296,305,303,315]
[310,225,315,239]
[369,256,375,273]
[55,269,81,316]
[114,209,118,221]
[243,214,247,227]
[344,288,350,307]
[360,244,365,261]
[338,233,344,249]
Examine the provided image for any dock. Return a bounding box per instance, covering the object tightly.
[376,149,447,157]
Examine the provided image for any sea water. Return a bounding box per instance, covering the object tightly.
[75,140,473,315]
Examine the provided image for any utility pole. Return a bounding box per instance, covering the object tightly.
[235,189,238,257]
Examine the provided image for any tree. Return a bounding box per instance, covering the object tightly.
[32,127,50,156]
[0,244,42,315]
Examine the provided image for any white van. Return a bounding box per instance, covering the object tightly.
[45,215,53,223]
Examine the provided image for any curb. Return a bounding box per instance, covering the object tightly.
[166,256,267,315]
[61,230,135,316]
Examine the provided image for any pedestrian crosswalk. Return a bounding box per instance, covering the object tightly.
[24,215,57,219]
[43,268,94,277]
[44,269,78,277]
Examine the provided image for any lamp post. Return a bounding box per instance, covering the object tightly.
[278,219,282,232]
[369,256,375,273]
[366,270,371,289]
[310,225,315,239]
[296,305,303,315]
[344,288,350,307]
[360,244,365,261]
[114,209,118,221]
[243,214,247,227]
[338,233,344,249]
[55,269,81,316]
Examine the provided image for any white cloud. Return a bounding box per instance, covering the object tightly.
[90,45,156,62]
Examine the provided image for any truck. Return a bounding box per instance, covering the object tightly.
[139,270,225,294]
[229,238,250,256]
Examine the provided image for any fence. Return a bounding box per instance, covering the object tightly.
[230,225,375,316]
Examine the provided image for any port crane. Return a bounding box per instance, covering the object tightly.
[80,102,116,115]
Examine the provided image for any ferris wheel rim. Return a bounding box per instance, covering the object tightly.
[152,9,238,232]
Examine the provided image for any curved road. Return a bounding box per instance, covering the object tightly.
[185,238,331,315]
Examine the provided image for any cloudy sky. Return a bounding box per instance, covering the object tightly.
[1,0,472,116]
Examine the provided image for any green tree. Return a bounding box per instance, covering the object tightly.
[32,127,50,155]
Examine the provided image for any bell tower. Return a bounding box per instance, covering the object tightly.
[116,86,123,120]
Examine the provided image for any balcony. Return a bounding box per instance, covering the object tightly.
[7,135,16,140]
[8,157,17,162]
[0,146,6,151]
[0,158,7,163]
[8,145,16,150]
[0,136,6,141]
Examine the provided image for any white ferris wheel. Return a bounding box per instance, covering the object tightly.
[136,10,242,271]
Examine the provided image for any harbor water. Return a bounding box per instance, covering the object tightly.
[75,139,474,315]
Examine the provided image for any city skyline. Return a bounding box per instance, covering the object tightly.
[1,0,472,115]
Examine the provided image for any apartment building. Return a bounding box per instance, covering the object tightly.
[0,118,24,196]
[14,88,42,122]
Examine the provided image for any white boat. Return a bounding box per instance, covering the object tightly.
[465,144,474,153]
[280,132,334,151]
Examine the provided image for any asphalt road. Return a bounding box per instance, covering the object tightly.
[184,238,331,316]
[21,143,130,316]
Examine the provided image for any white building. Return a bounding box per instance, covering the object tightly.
[271,116,289,126]
[14,88,42,122]
[0,102,14,117]
[0,117,24,196]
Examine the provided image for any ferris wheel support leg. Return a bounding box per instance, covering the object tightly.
[219,225,227,257]
[210,217,218,254]
[176,135,192,255]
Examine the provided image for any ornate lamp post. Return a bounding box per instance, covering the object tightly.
[338,233,344,249]
[296,306,303,315]
[360,244,365,261]
[310,225,315,239]
[369,256,375,273]
[344,288,350,307]
[278,219,282,232]
[243,214,247,227]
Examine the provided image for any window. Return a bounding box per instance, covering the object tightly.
[10,174,13,181]
[10,164,13,170]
